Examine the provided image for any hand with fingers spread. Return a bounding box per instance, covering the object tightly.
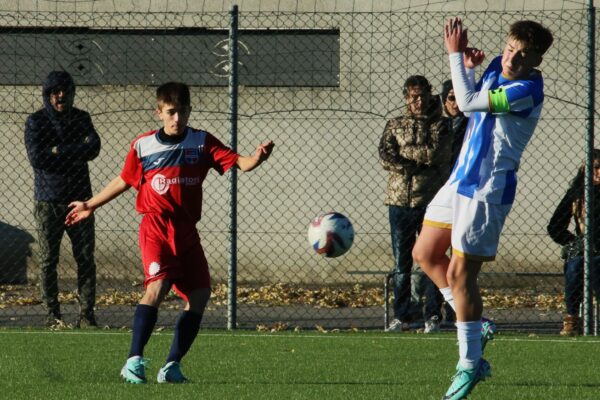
[444,17,468,54]
[65,201,93,226]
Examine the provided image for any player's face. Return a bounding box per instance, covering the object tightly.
[444,89,461,117]
[157,102,191,135]
[49,88,68,113]
[405,85,429,116]
[501,38,542,80]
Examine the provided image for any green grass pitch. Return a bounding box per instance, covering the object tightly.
[1,329,599,399]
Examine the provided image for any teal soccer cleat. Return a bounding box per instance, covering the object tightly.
[120,356,149,384]
[442,358,491,400]
[481,317,497,353]
[157,361,188,383]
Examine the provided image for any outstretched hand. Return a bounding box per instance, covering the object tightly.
[65,201,93,226]
[254,140,274,163]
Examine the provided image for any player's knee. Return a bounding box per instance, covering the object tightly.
[412,245,438,269]
[141,279,171,306]
[446,266,470,290]
[187,287,211,312]
[412,246,426,266]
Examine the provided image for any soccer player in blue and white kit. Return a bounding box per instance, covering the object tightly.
[412,18,553,399]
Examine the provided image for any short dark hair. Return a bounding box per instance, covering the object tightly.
[156,82,191,108]
[403,75,432,96]
[508,20,554,55]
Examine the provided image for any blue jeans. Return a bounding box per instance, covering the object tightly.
[389,206,442,321]
[564,255,600,316]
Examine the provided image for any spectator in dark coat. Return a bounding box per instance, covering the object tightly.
[24,70,101,328]
[548,149,600,336]
[440,80,469,167]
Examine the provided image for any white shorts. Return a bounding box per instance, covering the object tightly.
[423,183,512,261]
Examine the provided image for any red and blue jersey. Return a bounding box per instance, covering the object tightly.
[120,127,239,222]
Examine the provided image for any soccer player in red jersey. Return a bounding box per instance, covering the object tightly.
[66,82,274,384]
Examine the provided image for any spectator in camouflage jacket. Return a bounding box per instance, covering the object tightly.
[379,75,453,333]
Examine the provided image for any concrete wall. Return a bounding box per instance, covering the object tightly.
[0,0,596,286]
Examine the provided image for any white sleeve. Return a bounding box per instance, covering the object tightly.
[449,52,490,112]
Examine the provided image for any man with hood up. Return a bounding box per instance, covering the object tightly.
[24,70,101,328]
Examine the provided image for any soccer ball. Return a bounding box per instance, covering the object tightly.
[307,212,354,258]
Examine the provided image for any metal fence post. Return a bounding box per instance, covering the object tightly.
[227,4,239,331]
[583,2,596,336]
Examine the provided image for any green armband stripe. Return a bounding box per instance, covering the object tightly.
[489,88,510,113]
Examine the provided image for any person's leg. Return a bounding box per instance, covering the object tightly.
[448,255,484,366]
[441,255,492,400]
[121,279,171,384]
[592,255,600,301]
[561,257,583,336]
[564,257,583,316]
[158,238,211,383]
[67,212,97,326]
[448,255,483,322]
[388,206,417,326]
[412,225,452,289]
[34,201,64,324]
[409,267,425,321]
[157,288,209,384]
[165,288,210,364]
[438,194,502,399]
[129,279,171,357]
[413,224,453,334]
[423,274,443,318]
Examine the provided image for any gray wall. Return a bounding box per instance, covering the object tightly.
[0,0,597,287]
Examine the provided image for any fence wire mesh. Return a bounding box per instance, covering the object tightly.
[0,6,598,333]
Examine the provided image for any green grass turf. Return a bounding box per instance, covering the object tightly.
[1,329,599,399]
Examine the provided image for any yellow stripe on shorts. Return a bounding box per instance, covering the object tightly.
[423,219,452,229]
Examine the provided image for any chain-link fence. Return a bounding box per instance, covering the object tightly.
[0,5,598,333]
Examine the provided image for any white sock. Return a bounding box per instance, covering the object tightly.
[456,321,482,370]
[440,287,456,311]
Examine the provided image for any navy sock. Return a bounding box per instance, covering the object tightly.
[128,304,158,358]
[166,311,202,363]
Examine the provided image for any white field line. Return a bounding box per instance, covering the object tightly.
[1,330,600,344]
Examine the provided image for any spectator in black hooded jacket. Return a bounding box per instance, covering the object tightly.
[547,149,600,336]
[24,70,101,328]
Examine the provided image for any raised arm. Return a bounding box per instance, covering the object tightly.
[65,176,131,225]
[444,17,489,113]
